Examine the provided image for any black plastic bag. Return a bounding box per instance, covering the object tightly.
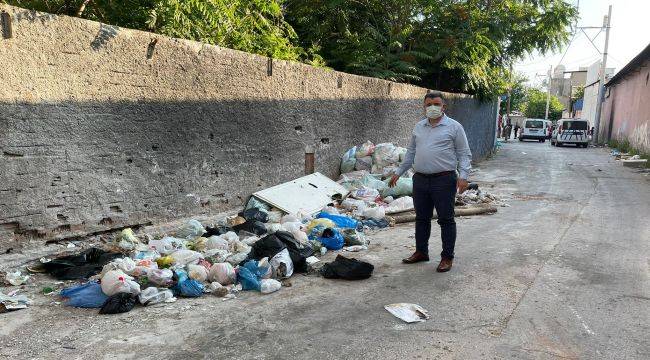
[42,248,122,280]
[202,225,232,237]
[232,220,267,236]
[320,255,374,280]
[99,293,136,314]
[248,234,287,260]
[241,208,269,223]
[273,231,314,273]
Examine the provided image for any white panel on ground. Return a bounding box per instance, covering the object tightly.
[252,172,349,215]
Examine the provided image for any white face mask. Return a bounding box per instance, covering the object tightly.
[425,105,443,119]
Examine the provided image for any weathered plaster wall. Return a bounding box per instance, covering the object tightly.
[0,5,496,248]
[600,58,650,153]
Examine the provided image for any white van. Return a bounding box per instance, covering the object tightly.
[551,119,590,148]
[518,119,549,142]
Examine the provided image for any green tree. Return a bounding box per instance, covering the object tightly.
[522,88,564,121]
[286,0,578,97]
[3,0,311,61]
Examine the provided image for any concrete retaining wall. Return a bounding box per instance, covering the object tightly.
[0,5,496,249]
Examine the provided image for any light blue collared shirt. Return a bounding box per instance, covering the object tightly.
[396,114,472,179]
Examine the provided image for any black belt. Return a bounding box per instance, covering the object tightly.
[415,171,454,178]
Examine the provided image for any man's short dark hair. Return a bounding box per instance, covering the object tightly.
[424,91,445,103]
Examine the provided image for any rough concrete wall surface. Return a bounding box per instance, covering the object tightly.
[600,58,650,153]
[0,5,496,248]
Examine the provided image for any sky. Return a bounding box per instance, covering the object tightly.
[515,0,650,87]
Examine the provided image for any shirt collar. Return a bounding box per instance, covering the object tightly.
[423,114,449,127]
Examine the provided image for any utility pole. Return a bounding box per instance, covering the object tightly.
[545,65,552,120]
[593,5,612,144]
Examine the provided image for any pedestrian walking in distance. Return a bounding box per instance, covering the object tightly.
[389,91,472,272]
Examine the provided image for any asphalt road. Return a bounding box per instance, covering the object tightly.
[2,141,648,359]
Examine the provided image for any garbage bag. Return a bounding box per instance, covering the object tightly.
[187,264,208,282]
[342,229,368,246]
[205,235,229,251]
[138,287,175,306]
[315,212,360,229]
[260,279,282,294]
[117,228,141,250]
[60,281,108,308]
[99,293,136,314]
[372,143,400,168]
[385,196,414,213]
[148,237,186,255]
[171,270,204,297]
[350,188,379,203]
[320,255,374,280]
[355,141,375,158]
[396,147,408,162]
[176,219,205,239]
[232,220,267,236]
[362,206,386,220]
[317,228,345,250]
[241,208,269,223]
[362,218,390,229]
[41,248,122,280]
[208,263,236,285]
[202,225,232,237]
[381,178,413,198]
[273,231,314,273]
[355,156,373,171]
[147,268,174,287]
[248,234,287,260]
[238,266,261,291]
[269,248,294,279]
[226,251,250,266]
[101,270,141,296]
[170,249,203,266]
[340,146,357,174]
[306,218,336,233]
[242,260,271,281]
[361,175,388,191]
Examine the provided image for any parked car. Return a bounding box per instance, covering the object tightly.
[518,119,550,142]
[551,119,590,147]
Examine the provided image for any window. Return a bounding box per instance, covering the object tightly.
[563,121,588,130]
[525,120,544,129]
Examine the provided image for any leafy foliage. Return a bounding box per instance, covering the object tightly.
[521,88,564,121]
[4,0,577,97]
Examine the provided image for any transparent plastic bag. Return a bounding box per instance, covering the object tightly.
[270,248,294,279]
[208,263,236,285]
[363,206,386,220]
[147,268,174,287]
[187,264,209,282]
[170,249,204,266]
[100,270,141,296]
[260,279,282,294]
[340,146,357,174]
[138,287,175,305]
[205,235,229,251]
[355,141,375,157]
[355,156,373,171]
[176,219,205,240]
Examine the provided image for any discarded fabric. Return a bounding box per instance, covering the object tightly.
[42,248,122,280]
[320,255,374,280]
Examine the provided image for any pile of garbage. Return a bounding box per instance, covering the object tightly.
[2,205,375,314]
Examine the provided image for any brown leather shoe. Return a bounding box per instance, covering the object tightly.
[402,252,430,264]
[436,258,453,272]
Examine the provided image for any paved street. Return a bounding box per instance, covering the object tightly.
[2,141,648,360]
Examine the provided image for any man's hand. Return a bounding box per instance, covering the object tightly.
[389,174,400,188]
[457,178,469,193]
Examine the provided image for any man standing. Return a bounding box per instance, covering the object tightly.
[389,91,472,272]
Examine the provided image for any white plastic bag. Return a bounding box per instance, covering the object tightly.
[187,264,209,282]
[267,210,283,224]
[138,287,175,305]
[363,206,386,220]
[270,248,294,279]
[147,268,174,286]
[148,237,185,255]
[260,279,282,294]
[385,196,414,214]
[176,219,205,239]
[205,235,229,251]
[222,231,239,243]
[170,249,203,266]
[5,271,29,286]
[101,270,141,296]
[208,263,236,285]
[352,187,380,202]
[265,223,283,233]
[280,214,300,224]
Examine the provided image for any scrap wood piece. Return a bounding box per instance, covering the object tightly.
[390,204,497,224]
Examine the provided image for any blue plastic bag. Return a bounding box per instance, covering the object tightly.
[171,270,204,297]
[316,212,359,229]
[242,260,270,280]
[60,281,109,308]
[238,266,261,291]
[317,228,345,250]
